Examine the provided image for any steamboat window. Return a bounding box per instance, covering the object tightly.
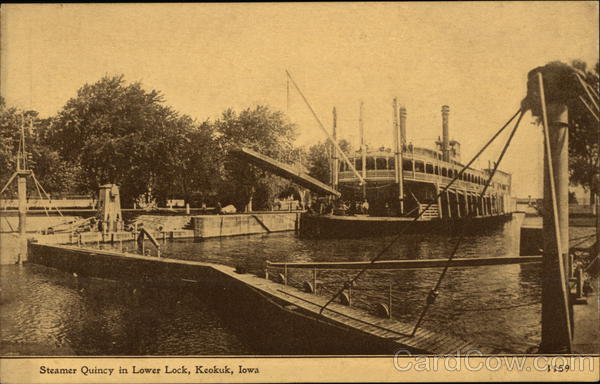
[425,163,434,174]
[403,159,413,171]
[355,158,363,171]
[415,161,425,173]
[340,162,346,172]
[448,169,454,178]
[366,157,375,170]
[376,157,387,170]
[388,157,395,170]
[434,165,439,175]
[441,167,448,177]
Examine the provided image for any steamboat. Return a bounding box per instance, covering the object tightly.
[300,103,514,238]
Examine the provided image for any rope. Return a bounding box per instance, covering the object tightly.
[0,173,18,196]
[31,173,51,218]
[31,172,63,217]
[2,215,15,232]
[318,108,522,316]
[410,110,524,335]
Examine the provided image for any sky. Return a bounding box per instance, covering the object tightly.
[1,2,598,198]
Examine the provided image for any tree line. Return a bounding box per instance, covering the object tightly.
[1,60,598,208]
[0,75,326,210]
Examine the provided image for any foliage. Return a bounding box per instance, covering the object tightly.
[568,60,599,202]
[48,75,213,206]
[522,61,599,202]
[305,138,352,184]
[2,74,359,209]
[214,106,297,211]
[0,98,78,197]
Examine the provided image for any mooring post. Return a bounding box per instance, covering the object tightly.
[539,73,572,353]
[313,268,317,295]
[284,263,288,286]
[17,171,28,263]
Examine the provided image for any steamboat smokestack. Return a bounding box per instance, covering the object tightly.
[399,106,407,147]
[442,105,450,162]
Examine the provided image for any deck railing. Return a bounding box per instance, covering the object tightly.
[265,256,542,320]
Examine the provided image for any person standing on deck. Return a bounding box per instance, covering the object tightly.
[361,200,370,214]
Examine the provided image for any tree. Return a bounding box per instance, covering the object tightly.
[214,106,297,211]
[569,60,599,205]
[172,120,222,206]
[0,98,77,197]
[0,97,23,193]
[48,75,199,206]
[305,138,353,185]
[522,61,599,205]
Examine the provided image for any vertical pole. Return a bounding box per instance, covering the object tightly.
[284,264,288,286]
[393,98,399,187]
[446,190,452,219]
[313,268,317,295]
[359,101,367,200]
[436,183,443,219]
[398,106,407,214]
[332,107,339,191]
[538,72,572,353]
[411,146,415,179]
[17,172,27,263]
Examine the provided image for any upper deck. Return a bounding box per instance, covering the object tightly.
[337,146,511,195]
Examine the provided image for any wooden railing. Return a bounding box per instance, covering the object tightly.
[265,256,542,319]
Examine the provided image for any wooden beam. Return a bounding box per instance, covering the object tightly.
[267,255,542,270]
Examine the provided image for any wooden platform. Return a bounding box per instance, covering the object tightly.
[211,263,495,354]
[28,243,494,355]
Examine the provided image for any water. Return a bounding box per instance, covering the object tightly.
[1,214,542,355]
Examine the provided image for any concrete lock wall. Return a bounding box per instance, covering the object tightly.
[193,213,299,239]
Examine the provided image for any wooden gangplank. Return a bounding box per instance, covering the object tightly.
[267,255,542,270]
[231,147,341,197]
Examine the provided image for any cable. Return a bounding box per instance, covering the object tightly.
[411,110,524,335]
[31,173,51,218]
[31,172,63,217]
[318,108,522,316]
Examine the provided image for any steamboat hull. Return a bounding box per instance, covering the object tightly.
[299,213,512,239]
